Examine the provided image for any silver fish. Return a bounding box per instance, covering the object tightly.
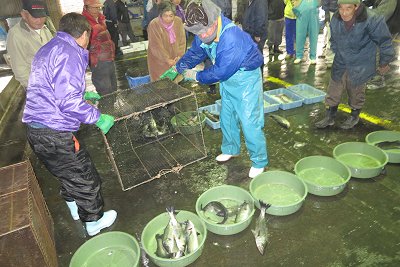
[184,220,199,254]
[252,201,271,255]
[270,114,290,129]
[201,201,228,224]
[235,201,252,223]
[166,207,186,254]
[375,140,400,150]
[202,110,219,122]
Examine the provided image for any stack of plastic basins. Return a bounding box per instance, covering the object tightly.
[0,161,57,267]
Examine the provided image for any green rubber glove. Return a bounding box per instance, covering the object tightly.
[84,91,102,101]
[160,66,178,81]
[96,114,115,134]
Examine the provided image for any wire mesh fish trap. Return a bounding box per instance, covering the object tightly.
[98,79,207,190]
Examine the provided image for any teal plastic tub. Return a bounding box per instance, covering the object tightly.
[70,231,140,267]
[333,142,388,178]
[141,210,207,267]
[365,130,400,163]
[195,185,255,235]
[294,156,351,196]
[249,170,308,216]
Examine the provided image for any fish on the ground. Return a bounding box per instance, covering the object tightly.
[235,201,252,223]
[202,110,219,122]
[184,220,200,254]
[270,114,290,129]
[252,201,271,255]
[374,140,400,150]
[201,201,228,224]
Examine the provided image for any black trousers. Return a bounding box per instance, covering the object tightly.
[27,126,104,222]
[106,21,120,51]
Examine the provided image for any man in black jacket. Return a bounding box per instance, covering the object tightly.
[267,0,285,54]
[116,0,138,45]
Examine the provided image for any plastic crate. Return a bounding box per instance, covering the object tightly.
[264,88,304,110]
[263,93,280,113]
[286,84,326,104]
[198,104,221,129]
[215,99,221,110]
[126,74,151,89]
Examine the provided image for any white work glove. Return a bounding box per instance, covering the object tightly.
[183,69,198,82]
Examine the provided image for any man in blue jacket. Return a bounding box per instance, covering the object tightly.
[315,0,394,129]
[176,0,268,178]
[23,13,117,236]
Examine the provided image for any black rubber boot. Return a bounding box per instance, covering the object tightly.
[340,109,360,129]
[274,45,283,54]
[315,106,338,128]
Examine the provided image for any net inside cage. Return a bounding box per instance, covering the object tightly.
[98,79,207,190]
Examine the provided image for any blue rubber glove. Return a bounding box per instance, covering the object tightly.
[84,91,101,101]
[95,114,115,134]
[183,69,198,82]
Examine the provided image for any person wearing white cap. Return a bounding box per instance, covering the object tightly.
[315,0,395,129]
[6,0,53,88]
[175,0,268,178]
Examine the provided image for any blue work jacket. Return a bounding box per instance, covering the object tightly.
[330,5,395,86]
[176,15,263,85]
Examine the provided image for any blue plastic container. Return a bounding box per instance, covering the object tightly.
[263,93,280,113]
[286,84,326,104]
[198,104,221,130]
[264,88,303,110]
[126,74,151,89]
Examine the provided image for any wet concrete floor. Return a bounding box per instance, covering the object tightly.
[1,35,400,266]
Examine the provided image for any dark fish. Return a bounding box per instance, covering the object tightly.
[252,201,271,255]
[375,140,400,150]
[201,201,228,224]
[270,114,290,129]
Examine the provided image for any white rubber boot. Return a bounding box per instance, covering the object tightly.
[86,210,117,236]
[66,201,80,221]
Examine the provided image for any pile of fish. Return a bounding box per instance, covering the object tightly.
[269,93,293,104]
[155,207,200,259]
[252,201,271,255]
[201,110,219,122]
[142,114,168,138]
[201,200,252,224]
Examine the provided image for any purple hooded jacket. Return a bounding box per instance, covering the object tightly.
[22,31,100,132]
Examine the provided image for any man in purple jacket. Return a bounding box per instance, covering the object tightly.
[22,13,117,236]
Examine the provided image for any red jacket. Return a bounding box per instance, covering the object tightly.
[82,9,115,67]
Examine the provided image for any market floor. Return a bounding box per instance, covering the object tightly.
[1,35,400,267]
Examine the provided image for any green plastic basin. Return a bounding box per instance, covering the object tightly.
[333,142,388,178]
[171,111,206,135]
[70,231,140,267]
[365,130,400,163]
[294,156,351,196]
[141,210,207,267]
[249,170,307,216]
[195,185,255,235]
